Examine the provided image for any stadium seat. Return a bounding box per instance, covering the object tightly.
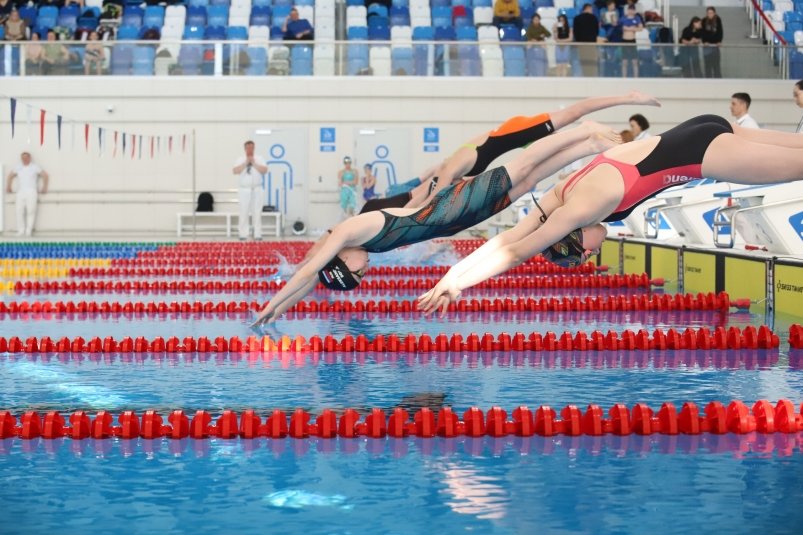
[178,44,204,74]
[183,26,205,40]
[390,6,410,26]
[208,5,230,27]
[117,25,140,40]
[313,42,335,75]
[503,45,526,76]
[246,46,267,74]
[347,26,370,74]
[370,46,392,75]
[132,46,155,75]
[526,45,547,76]
[250,7,272,26]
[227,26,249,39]
[110,45,134,75]
[205,25,226,39]
[432,5,451,27]
[186,6,208,26]
[290,44,313,75]
[368,21,391,40]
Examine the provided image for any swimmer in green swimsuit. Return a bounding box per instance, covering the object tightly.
[253,120,621,326]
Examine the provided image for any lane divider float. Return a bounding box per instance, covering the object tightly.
[1,400,800,440]
[0,326,780,354]
[0,292,751,317]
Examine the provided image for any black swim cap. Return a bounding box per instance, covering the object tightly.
[542,229,585,268]
[318,256,361,291]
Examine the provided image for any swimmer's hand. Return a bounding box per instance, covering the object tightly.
[628,90,661,107]
[417,280,461,318]
[251,306,276,327]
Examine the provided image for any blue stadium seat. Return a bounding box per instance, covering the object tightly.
[368,19,391,40]
[456,25,477,40]
[59,5,80,17]
[205,25,226,39]
[454,10,473,27]
[270,26,284,40]
[346,0,364,5]
[526,45,547,76]
[57,14,78,31]
[389,7,410,26]
[473,0,492,5]
[452,0,470,7]
[143,6,165,28]
[183,25,205,40]
[391,46,413,74]
[392,0,409,6]
[77,16,99,30]
[121,11,143,29]
[520,6,534,21]
[273,0,293,6]
[499,24,523,41]
[246,46,267,74]
[347,26,369,74]
[178,45,204,74]
[227,26,248,39]
[250,6,272,26]
[503,45,525,76]
[189,0,210,6]
[252,0,272,6]
[290,44,313,75]
[187,6,208,26]
[534,0,553,7]
[132,46,155,75]
[208,5,229,27]
[432,6,452,27]
[117,25,140,40]
[18,6,37,26]
[558,7,576,21]
[110,45,133,75]
[456,26,479,76]
[434,25,456,40]
[412,26,434,75]
[295,0,315,5]
[36,6,58,29]
[431,0,450,6]
[210,0,231,5]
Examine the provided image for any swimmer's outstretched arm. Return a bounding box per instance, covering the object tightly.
[253,227,352,326]
[418,205,594,317]
[298,232,331,268]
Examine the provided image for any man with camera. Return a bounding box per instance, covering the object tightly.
[232,140,268,241]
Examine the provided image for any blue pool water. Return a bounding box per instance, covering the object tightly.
[1,244,802,534]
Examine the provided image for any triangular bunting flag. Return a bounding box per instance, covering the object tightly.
[56,115,62,149]
[84,124,90,152]
[10,98,16,138]
[39,109,46,146]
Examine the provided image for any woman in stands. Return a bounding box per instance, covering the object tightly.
[252,120,622,325]
[417,115,803,316]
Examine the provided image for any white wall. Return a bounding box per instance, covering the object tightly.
[0,76,797,236]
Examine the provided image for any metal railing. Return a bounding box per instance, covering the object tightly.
[0,39,792,79]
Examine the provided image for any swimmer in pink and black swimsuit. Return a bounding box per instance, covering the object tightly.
[561,114,733,221]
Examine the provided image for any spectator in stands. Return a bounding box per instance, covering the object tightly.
[0,0,14,25]
[792,80,803,133]
[492,0,522,30]
[553,14,572,77]
[233,140,268,241]
[679,16,703,78]
[730,92,759,129]
[42,30,69,75]
[619,129,634,143]
[3,8,27,41]
[282,7,314,41]
[628,113,651,140]
[573,4,599,77]
[362,164,377,203]
[618,4,642,78]
[25,32,43,74]
[83,30,104,75]
[6,151,49,237]
[601,0,619,29]
[702,6,723,78]
[338,156,359,218]
[525,14,551,42]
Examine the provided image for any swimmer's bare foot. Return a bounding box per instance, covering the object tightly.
[627,90,662,107]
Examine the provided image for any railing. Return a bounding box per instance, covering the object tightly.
[0,39,793,79]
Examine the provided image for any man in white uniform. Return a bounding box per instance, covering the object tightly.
[6,152,49,237]
[730,92,760,129]
[232,140,268,240]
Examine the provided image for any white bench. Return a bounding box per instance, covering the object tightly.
[177,212,282,238]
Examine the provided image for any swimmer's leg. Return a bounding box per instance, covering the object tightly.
[731,124,803,148]
[703,133,803,184]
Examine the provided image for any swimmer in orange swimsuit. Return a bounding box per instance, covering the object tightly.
[418,114,803,316]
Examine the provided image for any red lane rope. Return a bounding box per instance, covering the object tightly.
[0,293,748,317]
[0,326,780,354]
[68,263,604,279]
[11,274,664,294]
[2,400,800,440]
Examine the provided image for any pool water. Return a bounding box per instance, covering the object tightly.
[1,242,802,535]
